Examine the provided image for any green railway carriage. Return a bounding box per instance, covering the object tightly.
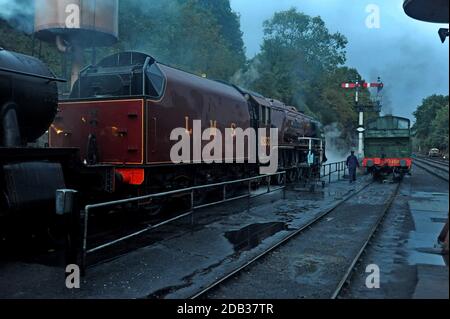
[363,116,413,181]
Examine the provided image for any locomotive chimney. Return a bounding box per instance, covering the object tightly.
[34,0,119,89]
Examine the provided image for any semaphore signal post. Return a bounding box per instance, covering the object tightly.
[341,77,384,158]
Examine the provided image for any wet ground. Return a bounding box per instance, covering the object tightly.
[0,174,369,299]
[202,182,398,299]
[340,164,448,299]
[0,165,447,299]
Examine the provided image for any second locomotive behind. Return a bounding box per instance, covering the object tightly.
[50,51,327,196]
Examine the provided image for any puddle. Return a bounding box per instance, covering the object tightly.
[225,222,289,252]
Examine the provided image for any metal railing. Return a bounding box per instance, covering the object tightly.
[80,171,287,273]
[321,161,347,184]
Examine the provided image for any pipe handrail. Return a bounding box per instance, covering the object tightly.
[80,171,287,273]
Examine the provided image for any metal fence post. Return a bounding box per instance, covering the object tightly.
[190,190,195,225]
[247,180,251,212]
[81,208,88,276]
[56,189,81,271]
[283,173,287,200]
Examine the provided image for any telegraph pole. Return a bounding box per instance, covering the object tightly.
[341,77,384,159]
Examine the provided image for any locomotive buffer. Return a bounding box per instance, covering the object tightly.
[341,78,384,158]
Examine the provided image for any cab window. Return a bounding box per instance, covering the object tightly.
[145,63,165,98]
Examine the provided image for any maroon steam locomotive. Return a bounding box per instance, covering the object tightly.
[1,50,326,223]
[49,51,326,197]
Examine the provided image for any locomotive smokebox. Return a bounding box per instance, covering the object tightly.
[34,0,119,48]
[0,49,59,147]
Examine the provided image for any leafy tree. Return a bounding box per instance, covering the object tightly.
[118,0,245,80]
[232,8,374,144]
[235,8,347,106]
[429,104,449,152]
[413,94,449,152]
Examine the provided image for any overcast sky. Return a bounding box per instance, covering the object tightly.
[230,0,449,120]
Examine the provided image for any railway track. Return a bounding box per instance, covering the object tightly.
[189,180,400,299]
[413,157,449,181]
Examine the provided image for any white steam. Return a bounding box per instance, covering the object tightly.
[324,123,352,163]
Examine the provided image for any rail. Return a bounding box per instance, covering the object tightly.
[79,171,287,274]
[321,161,347,184]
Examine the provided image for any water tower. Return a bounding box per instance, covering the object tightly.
[34,0,119,88]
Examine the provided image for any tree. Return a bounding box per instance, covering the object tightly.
[233,8,347,107]
[232,8,372,145]
[430,105,449,151]
[413,94,449,152]
[118,0,245,80]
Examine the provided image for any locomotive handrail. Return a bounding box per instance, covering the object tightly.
[79,171,287,274]
[0,67,66,82]
[142,57,151,96]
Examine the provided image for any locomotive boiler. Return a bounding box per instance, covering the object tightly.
[50,51,326,194]
[0,49,59,147]
[0,49,80,222]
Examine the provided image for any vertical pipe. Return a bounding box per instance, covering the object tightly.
[359,111,364,158]
[71,46,84,90]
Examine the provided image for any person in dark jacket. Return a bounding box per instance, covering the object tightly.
[346,151,360,183]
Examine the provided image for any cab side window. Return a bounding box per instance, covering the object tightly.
[145,63,165,98]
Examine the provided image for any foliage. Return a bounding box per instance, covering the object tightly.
[232,8,375,145]
[118,0,245,79]
[413,94,449,153]
[1,0,246,81]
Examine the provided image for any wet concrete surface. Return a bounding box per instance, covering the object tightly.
[1,166,445,299]
[340,164,448,299]
[0,174,370,299]
[202,182,398,299]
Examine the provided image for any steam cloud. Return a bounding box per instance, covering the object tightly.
[0,0,34,33]
[324,123,352,163]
